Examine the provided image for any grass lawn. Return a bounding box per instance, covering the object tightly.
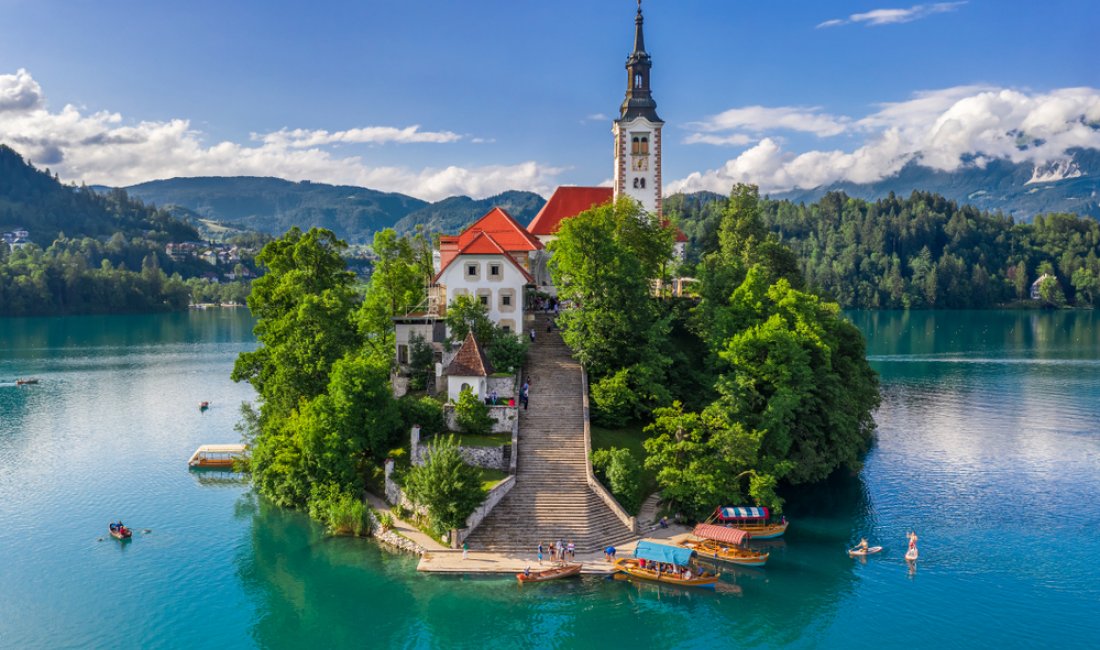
[474,467,509,491]
[589,423,659,513]
[449,433,512,448]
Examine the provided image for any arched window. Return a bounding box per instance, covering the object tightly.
[634,73,643,89]
[631,136,640,155]
[639,178,646,189]
[639,136,649,155]
[633,178,639,189]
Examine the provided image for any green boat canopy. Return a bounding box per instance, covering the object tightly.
[633,541,695,566]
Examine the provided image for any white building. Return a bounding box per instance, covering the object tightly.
[432,207,542,334]
[445,332,494,402]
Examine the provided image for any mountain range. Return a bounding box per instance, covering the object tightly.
[114,176,546,243]
[771,147,1100,220]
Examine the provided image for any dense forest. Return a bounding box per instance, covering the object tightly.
[0,144,261,315]
[668,190,1100,309]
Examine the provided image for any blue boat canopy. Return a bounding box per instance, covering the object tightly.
[717,506,769,520]
[633,541,695,566]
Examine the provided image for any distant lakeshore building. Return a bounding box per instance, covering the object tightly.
[393,2,684,385]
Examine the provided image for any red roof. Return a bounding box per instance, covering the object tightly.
[461,207,543,252]
[448,332,494,377]
[693,524,749,545]
[527,186,613,236]
[434,231,534,284]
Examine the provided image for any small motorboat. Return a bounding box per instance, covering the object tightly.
[199,401,210,410]
[848,545,883,557]
[16,378,39,386]
[109,523,133,540]
[517,563,582,584]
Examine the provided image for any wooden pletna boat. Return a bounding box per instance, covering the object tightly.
[710,506,788,539]
[16,378,39,386]
[109,523,132,540]
[199,401,210,410]
[613,540,719,589]
[188,444,246,468]
[516,562,582,584]
[679,523,769,567]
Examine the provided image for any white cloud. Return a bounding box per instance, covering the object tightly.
[0,69,43,112]
[0,69,561,201]
[581,113,611,125]
[683,133,754,146]
[817,2,966,28]
[256,125,462,148]
[686,105,849,138]
[669,86,1100,195]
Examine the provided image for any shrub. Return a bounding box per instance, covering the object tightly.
[455,386,493,436]
[403,434,486,533]
[378,511,395,531]
[399,395,446,435]
[487,329,528,374]
[591,447,642,514]
[308,483,372,537]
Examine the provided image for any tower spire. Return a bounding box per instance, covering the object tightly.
[619,0,660,123]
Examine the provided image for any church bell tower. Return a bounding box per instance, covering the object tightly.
[613,0,663,216]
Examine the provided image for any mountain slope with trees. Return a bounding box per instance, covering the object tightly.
[118,176,546,243]
[0,144,198,244]
[668,189,1100,309]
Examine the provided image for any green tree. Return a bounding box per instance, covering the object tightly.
[232,227,360,422]
[403,435,486,534]
[591,447,642,513]
[360,228,427,358]
[548,198,673,418]
[1038,274,1066,307]
[454,386,493,436]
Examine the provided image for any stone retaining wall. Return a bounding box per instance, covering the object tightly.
[442,404,517,434]
[410,426,509,471]
[451,475,515,549]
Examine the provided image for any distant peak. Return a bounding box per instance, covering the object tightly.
[1027,159,1084,185]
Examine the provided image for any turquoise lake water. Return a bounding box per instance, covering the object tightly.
[1,309,1098,648]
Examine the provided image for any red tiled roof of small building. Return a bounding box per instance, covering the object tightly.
[447,332,494,377]
[434,231,535,284]
[460,207,543,251]
[527,186,614,236]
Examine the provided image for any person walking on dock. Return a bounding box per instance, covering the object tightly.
[463,541,468,560]
[537,542,544,565]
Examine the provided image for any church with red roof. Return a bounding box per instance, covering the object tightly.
[394,2,686,395]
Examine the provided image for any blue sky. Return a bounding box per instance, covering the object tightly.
[1,0,1098,200]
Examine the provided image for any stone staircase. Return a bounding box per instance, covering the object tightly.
[463,314,638,555]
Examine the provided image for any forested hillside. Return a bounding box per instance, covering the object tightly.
[0,146,256,316]
[119,177,546,242]
[669,189,1100,309]
[391,190,545,236]
[0,145,198,244]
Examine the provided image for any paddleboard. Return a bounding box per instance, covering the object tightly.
[848,546,883,556]
[905,548,918,562]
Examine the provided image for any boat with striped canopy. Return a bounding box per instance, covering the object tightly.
[678,524,769,567]
[613,540,719,589]
[710,506,788,539]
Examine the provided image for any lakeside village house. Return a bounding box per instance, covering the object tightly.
[2,228,30,251]
[392,2,686,400]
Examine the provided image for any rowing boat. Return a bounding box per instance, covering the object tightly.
[613,558,719,589]
[613,540,719,589]
[679,524,769,567]
[711,506,789,539]
[516,563,582,584]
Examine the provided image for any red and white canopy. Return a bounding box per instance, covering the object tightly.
[693,524,749,545]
